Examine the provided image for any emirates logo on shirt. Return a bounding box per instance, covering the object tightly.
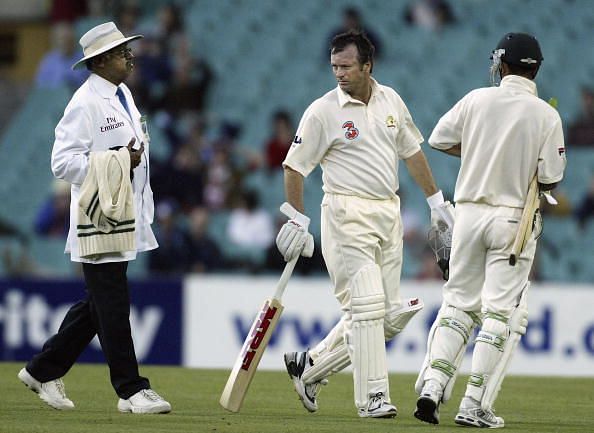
[342,121,359,140]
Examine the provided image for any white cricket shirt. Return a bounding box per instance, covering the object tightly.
[283,78,423,200]
[429,75,566,208]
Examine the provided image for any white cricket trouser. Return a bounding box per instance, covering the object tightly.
[313,193,404,408]
[444,202,537,316]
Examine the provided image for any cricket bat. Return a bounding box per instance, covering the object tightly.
[509,175,540,266]
[219,255,298,412]
[220,203,302,412]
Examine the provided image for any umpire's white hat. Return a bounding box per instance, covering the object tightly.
[72,22,142,70]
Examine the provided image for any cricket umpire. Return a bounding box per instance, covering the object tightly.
[18,22,171,414]
[278,31,454,418]
[414,32,566,428]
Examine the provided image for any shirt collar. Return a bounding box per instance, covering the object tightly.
[337,77,383,107]
[500,75,538,97]
[89,73,120,99]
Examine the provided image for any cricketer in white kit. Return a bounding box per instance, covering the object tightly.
[414,32,566,429]
[276,31,454,418]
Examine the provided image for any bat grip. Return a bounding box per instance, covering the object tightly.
[273,256,299,301]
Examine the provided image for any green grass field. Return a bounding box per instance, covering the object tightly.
[1,362,592,433]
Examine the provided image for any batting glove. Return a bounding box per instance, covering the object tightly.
[427,190,455,230]
[276,203,314,262]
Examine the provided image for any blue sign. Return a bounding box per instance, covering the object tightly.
[0,278,182,365]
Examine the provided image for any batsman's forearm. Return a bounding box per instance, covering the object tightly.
[404,150,439,197]
[284,166,305,213]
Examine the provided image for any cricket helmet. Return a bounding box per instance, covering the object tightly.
[491,32,543,68]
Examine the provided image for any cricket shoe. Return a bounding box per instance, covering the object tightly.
[455,396,504,428]
[18,367,75,410]
[118,389,171,414]
[284,351,327,412]
[358,392,398,418]
[414,379,442,424]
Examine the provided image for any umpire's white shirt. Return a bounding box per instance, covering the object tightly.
[283,78,422,199]
[429,75,566,208]
[51,73,157,263]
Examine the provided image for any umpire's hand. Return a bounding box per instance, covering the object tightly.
[127,137,144,169]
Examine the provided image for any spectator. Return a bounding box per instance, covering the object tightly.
[203,122,243,209]
[35,22,88,89]
[327,7,383,59]
[155,142,204,211]
[264,110,294,171]
[148,202,189,275]
[575,176,594,229]
[116,4,141,36]
[49,0,88,23]
[186,207,224,272]
[227,190,274,263]
[161,51,213,117]
[212,120,242,154]
[154,3,185,57]
[404,0,456,32]
[128,35,172,113]
[567,87,594,146]
[203,149,233,210]
[34,179,70,237]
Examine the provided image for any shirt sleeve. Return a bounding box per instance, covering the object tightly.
[282,103,328,177]
[537,116,566,184]
[396,101,423,159]
[429,94,467,150]
[51,101,93,186]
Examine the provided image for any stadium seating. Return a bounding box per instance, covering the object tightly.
[0,0,593,279]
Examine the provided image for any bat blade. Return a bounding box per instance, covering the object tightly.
[509,176,540,266]
[219,298,284,412]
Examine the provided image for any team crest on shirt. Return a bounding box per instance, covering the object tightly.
[342,121,359,140]
[386,115,396,128]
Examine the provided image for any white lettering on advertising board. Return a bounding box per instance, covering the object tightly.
[183,276,594,376]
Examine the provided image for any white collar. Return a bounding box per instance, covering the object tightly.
[337,77,383,106]
[500,75,538,97]
[89,73,120,98]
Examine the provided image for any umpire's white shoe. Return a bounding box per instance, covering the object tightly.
[284,351,326,413]
[414,379,442,424]
[18,368,75,410]
[117,389,171,414]
[455,396,504,428]
[358,392,398,418]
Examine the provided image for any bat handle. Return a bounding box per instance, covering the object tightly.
[273,256,299,301]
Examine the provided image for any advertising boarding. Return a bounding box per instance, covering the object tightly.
[183,276,594,376]
[0,279,182,365]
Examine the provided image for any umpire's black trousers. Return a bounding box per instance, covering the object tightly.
[27,261,150,399]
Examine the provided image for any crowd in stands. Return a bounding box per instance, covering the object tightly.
[9,0,594,281]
